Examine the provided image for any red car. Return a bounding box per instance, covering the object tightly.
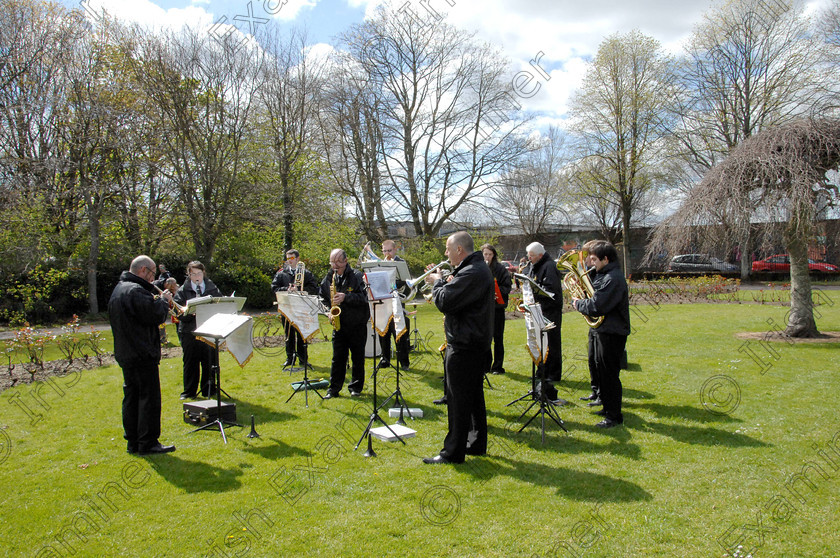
[751,254,839,273]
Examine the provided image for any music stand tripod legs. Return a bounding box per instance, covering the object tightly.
[190,338,243,443]
[285,348,323,407]
[381,329,414,425]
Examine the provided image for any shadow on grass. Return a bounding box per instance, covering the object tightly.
[625,401,742,423]
[239,436,309,460]
[146,454,244,493]
[228,399,298,426]
[466,455,653,503]
[634,416,768,447]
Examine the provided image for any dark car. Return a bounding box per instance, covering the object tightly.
[668,254,738,273]
[751,254,839,273]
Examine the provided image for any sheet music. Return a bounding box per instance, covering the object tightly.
[365,271,395,301]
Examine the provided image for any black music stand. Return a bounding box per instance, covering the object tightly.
[190,313,251,443]
[382,326,414,425]
[285,348,323,407]
[355,274,407,457]
[506,305,567,443]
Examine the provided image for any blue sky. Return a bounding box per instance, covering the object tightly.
[69,0,832,124]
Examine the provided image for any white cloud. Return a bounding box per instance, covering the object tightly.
[80,0,214,30]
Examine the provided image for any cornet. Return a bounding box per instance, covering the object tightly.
[402,261,453,303]
[153,284,187,318]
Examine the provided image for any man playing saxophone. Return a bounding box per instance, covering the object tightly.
[272,249,320,368]
[320,249,370,398]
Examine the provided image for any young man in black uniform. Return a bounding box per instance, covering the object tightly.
[108,255,176,455]
[320,249,371,398]
[571,242,630,428]
[423,232,494,464]
[378,239,411,370]
[174,261,222,399]
[271,249,320,368]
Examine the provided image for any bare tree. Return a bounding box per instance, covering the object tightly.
[568,29,676,276]
[670,0,821,277]
[341,3,530,239]
[651,119,840,337]
[492,126,571,240]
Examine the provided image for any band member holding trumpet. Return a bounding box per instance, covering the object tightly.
[320,249,370,399]
[570,241,630,428]
[175,261,221,400]
[108,255,175,455]
[378,239,411,370]
[272,249,320,368]
[423,232,494,464]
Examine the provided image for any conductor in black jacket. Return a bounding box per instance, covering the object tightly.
[174,261,222,399]
[481,244,511,375]
[271,249,320,368]
[108,255,175,455]
[571,241,630,428]
[320,249,371,398]
[423,232,494,464]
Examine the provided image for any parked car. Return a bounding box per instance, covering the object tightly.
[751,254,839,273]
[668,254,738,273]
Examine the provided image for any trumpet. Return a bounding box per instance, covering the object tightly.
[402,261,453,303]
[329,273,341,331]
[153,284,187,318]
[294,262,305,291]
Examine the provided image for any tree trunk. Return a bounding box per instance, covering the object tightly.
[785,236,818,337]
[739,230,751,281]
[87,204,101,315]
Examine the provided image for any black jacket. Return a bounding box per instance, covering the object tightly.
[488,260,512,309]
[574,260,631,336]
[271,267,319,295]
[174,278,222,333]
[108,271,170,367]
[320,263,371,327]
[432,251,495,351]
[529,253,563,315]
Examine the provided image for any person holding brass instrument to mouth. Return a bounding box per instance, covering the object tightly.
[174,261,222,400]
[320,249,370,399]
[378,239,411,370]
[570,241,630,428]
[422,231,494,465]
[272,249,320,368]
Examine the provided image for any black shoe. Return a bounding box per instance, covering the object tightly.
[399,362,410,371]
[433,396,448,405]
[349,390,361,397]
[378,359,391,368]
[283,357,295,367]
[595,418,622,428]
[580,393,598,401]
[179,393,196,400]
[139,443,176,455]
[593,409,607,417]
[422,455,453,464]
[587,399,603,407]
[127,445,138,455]
[490,369,505,375]
[323,391,339,399]
[550,398,569,407]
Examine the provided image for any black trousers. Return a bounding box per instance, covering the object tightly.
[329,325,367,394]
[591,332,627,423]
[588,329,599,398]
[379,318,410,365]
[486,307,506,372]
[543,309,562,381]
[121,362,162,452]
[179,330,214,397]
[440,346,487,463]
[283,317,308,363]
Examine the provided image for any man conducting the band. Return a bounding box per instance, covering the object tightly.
[272,249,320,368]
[526,242,564,400]
[321,249,370,398]
[571,241,630,428]
[423,231,494,464]
[109,255,176,455]
[378,239,411,370]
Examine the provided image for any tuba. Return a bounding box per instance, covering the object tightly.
[557,250,603,328]
[329,273,341,331]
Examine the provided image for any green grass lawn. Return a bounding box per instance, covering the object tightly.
[1,301,839,557]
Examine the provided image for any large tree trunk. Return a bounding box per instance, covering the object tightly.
[785,236,818,337]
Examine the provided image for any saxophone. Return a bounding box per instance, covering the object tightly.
[329,273,341,331]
